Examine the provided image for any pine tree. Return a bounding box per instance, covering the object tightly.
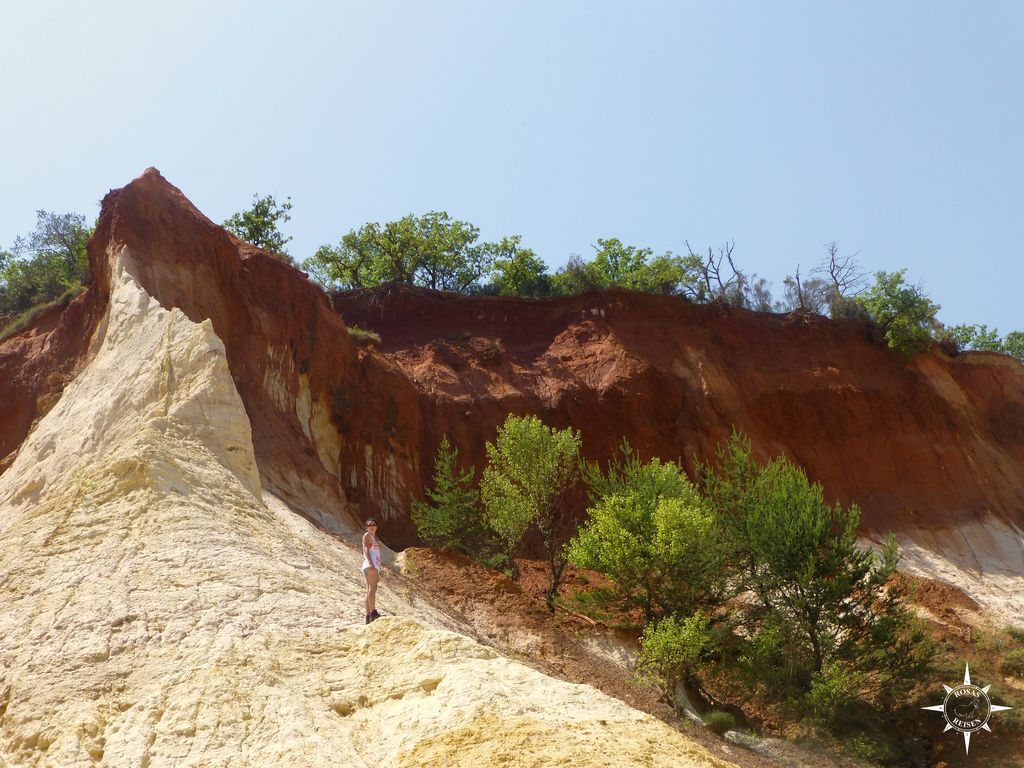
[411,436,484,555]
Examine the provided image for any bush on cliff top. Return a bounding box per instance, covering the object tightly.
[1,210,92,326]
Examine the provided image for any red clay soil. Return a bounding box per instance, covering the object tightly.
[2,168,1023,554]
[0,287,106,475]
[334,285,1024,547]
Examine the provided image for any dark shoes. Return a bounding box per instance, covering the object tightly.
[365,609,381,624]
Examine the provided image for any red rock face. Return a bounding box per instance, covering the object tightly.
[335,286,1024,548]
[2,168,1023,552]
[0,283,106,476]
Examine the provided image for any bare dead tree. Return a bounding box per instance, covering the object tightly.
[783,263,830,314]
[686,240,743,304]
[815,241,866,297]
[793,264,805,308]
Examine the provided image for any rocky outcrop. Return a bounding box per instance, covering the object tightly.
[0,256,735,767]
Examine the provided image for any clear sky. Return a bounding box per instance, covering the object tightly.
[2,1,1021,331]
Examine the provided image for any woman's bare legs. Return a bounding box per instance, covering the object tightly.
[364,567,379,615]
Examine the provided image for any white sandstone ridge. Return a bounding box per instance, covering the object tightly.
[0,252,734,768]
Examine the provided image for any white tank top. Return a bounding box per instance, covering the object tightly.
[363,535,381,569]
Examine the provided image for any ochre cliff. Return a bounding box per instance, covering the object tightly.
[1,169,1023,615]
[0,258,737,767]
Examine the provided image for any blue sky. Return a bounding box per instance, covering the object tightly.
[2,1,1021,331]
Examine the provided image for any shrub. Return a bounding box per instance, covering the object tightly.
[703,710,736,736]
[1003,332,1024,362]
[805,663,862,725]
[638,612,713,704]
[570,448,724,621]
[347,324,381,346]
[856,270,940,355]
[0,283,84,341]
[1003,648,1024,677]
[828,293,871,322]
[943,323,1004,352]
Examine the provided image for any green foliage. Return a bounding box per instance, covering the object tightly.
[945,323,1003,352]
[549,239,704,297]
[703,710,736,736]
[549,254,602,295]
[0,284,85,340]
[411,436,488,557]
[485,235,550,297]
[702,433,931,711]
[1003,331,1024,361]
[223,194,294,262]
[638,612,713,699]
[805,663,862,725]
[632,252,704,296]
[304,211,523,295]
[1,210,92,320]
[856,270,940,355]
[580,439,688,503]
[346,325,381,346]
[480,414,581,602]
[571,443,723,621]
[828,293,872,321]
[1003,648,1024,677]
[942,324,1024,362]
[590,238,653,288]
[845,732,906,765]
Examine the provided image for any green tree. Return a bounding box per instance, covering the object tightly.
[551,239,705,298]
[13,210,92,283]
[411,436,487,556]
[304,212,516,294]
[480,414,581,605]
[414,212,489,292]
[223,194,294,263]
[549,254,603,295]
[1003,331,1024,361]
[637,612,713,708]
[856,269,940,355]
[590,238,652,288]
[944,323,1004,352]
[2,211,93,318]
[571,443,723,621]
[486,236,550,297]
[632,252,705,296]
[702,434,931,711]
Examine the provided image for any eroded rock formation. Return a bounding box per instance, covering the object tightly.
[0,253,734,767]
[0,167,1022,657]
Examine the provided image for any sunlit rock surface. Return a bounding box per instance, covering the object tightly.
[0,259,733,767]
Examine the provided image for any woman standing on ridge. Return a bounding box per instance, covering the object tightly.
[362,519,382,623]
